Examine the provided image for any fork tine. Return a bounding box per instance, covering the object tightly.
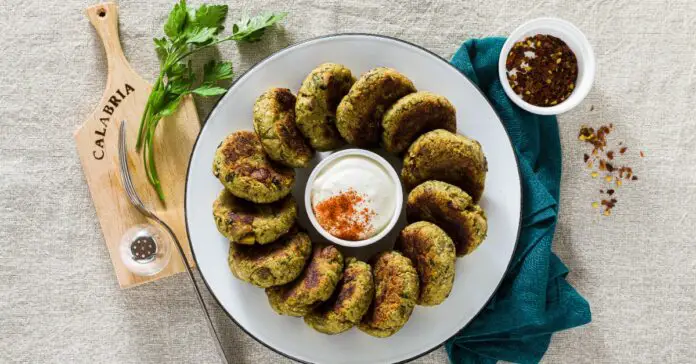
[118,121,134,198]
[118,121,148,214]
[118,121,131,197]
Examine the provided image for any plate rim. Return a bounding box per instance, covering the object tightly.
[184,32,522,364]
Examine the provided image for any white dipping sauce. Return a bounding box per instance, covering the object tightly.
[311,154,396,240]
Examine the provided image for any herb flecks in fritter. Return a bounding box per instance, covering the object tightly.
[358,251,419,338]
[228,229,312,288]
[212,130,295,203]
[213,189,296,244]
[253,88,314,168]
[336,67,416,147]
[402,129,487,202]
[296,63,354,151]
[382,92,456,155]
[304,257,374,334]
[396,221,456,305]
[266,245,344,317]
[406,181,487,256]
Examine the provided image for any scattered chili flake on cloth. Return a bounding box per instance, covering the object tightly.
[578,123,643,216]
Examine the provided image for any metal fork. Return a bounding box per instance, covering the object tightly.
[118,120,229,364]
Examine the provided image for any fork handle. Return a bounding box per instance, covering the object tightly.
[154,216,230,364]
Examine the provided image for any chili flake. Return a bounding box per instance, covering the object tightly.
[579,123,643,216]
[505,34,578,107]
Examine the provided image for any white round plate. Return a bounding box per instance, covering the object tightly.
[185,34,521,364]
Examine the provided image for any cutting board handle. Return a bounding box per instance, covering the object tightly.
[86,3,127,73]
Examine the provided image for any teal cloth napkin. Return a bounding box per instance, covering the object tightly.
[445,38,591,364]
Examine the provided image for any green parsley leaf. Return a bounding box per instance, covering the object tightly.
[203,60,234,83]
[156,96,183,118]
[194,4,228,32]
[192,84,228,96]
[164,0,188,38]
[169,77,192,95]
[166,61,188,78]
[153,37,169,59]
[231,12,287,42]
[186,27,217,44]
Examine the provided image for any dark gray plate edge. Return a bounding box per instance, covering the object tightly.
[183,32,523,364]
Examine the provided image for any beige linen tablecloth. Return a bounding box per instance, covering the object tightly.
[1,0,694,363]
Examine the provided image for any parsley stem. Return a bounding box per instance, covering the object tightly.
[173,37,233,64]
[136,74,164,150]
[136,102,149,150]
[148,118,165,203]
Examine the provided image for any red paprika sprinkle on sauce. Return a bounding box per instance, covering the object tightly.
[313,188,376,241]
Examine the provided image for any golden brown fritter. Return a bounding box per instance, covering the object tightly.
[358,251,419,338]
[296,63,354,151]
[213,189,296,245]
[253,88,314,168]
[304,257,374,334]
[406,181,488,256]
[382,92,457,155]
[336,67,416,147]
[401,129,487,201]
[228,229,312,288]
[212,130,295,203]
[395,221,456,306]
[266,245,344,317]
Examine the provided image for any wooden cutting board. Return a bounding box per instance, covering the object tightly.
[75,2,199,288]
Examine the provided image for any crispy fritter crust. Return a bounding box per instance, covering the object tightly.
[228,230,312,288]
[358,251,419,338]
[382,92,456,154]
[336,67,416,147]
[395,221,456,305]
[266,245,344,317]
[296,63,354,151]
[213,189,297,245]
[304,257,374,334]
[401,129,487,201]
[253,88,314,168]
[212,130,295,203]
[406,181,488,256]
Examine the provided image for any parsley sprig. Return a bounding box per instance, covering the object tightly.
[136,0,286,202]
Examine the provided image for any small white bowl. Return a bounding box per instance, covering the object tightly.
[304,149,403,248]
[498,17,596,115]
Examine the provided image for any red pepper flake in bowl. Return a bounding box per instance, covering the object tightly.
[505,34,578,107]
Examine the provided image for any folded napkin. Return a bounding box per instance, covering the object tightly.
[445,38,591,364]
